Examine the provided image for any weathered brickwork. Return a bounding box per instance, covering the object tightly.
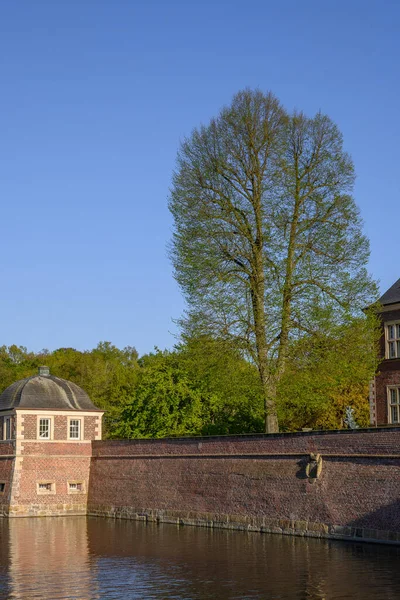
[375,365,400,425]
[0,441,15,456]
[21,441,92,456]
[19,413,96,440]
[374,302,400,425]
[88,428,400,544]
[84,417,98,440]
[6,409,102,517]
[54,415,68,440]
[10,454,91,517]
[0,443,16,517]
[21,414,37,439]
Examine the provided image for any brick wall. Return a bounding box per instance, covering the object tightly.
[22,414,37,439]
[88,428,400,544]
[10,440,91,517]
[375,365,400,424]
[20,413,100,441]
[0,442,15,516]
[375,308,400,425]
[84,416,97,440]
[54,416,68,440]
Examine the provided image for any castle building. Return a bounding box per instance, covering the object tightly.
[0,366,103,517]
[370,278,400,426]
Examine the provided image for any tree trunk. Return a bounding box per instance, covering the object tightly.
[275,152,301,389]
[251,257,279,434]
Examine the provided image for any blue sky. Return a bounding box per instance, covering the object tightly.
[0,1,399,355]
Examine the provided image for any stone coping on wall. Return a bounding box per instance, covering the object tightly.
[92,425,400,445]
[91,427,400,459]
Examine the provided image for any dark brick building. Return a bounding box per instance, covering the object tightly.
[370,278,400,426]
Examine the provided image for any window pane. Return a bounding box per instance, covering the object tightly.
[397,341,400,358]
[4,418,11,440]
[389,342,396,358]
[390,389,397,404]
[397,324,400,338]
[69,482,83,491]
[39,419,50,439]
[391,405,399,423]
[69,420,80,439]
[388,325,395,339]
[38,483,52,491]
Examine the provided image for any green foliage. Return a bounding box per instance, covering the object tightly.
[42,343,139,437]
[117,340,264,438]
[0,313,380,439]
[117,350,204,438]
[0,342,139,438]
[277,312,380,431]
[176,337,264,434]
[169,88,378,432]
[0,345,41,388]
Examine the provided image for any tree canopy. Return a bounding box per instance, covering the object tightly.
[169,89,378,432]
[0,325,379,438]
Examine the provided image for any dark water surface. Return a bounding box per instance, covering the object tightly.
[0,517,399,599]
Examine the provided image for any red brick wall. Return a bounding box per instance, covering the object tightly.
[0,442,15,515]
[17,455,91,506]
[84,416,97,440]
[22,414,69,440]
[21,414,99,441]
[22,414,37,439]
[22,441,92,456]
[54,416,68,440]
[375,309,400,425]
[375,365,400,424]
[88,429,400,539]
[12,440,91,514]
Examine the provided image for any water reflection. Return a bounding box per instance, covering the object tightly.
[0,517,398,599]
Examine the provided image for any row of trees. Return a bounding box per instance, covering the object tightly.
[169,89,378,432]
[1,90,379,438]
[0,319,379,438]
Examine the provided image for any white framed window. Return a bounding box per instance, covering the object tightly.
[37,481,56,495]
[3,417,12,440]
[38,418,51,440]
[386,322,400,359]
[388,387,400,424]
[68,418,81,440]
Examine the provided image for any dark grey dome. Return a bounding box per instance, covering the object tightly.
[0,367,100,411]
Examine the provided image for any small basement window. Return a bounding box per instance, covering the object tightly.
[68,481,85,494]
[37,482,55,495]
[0,483,5,493]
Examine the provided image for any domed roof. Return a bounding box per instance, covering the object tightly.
[0,367,100,411]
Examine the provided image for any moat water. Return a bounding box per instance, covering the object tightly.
[0,517,398,599]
